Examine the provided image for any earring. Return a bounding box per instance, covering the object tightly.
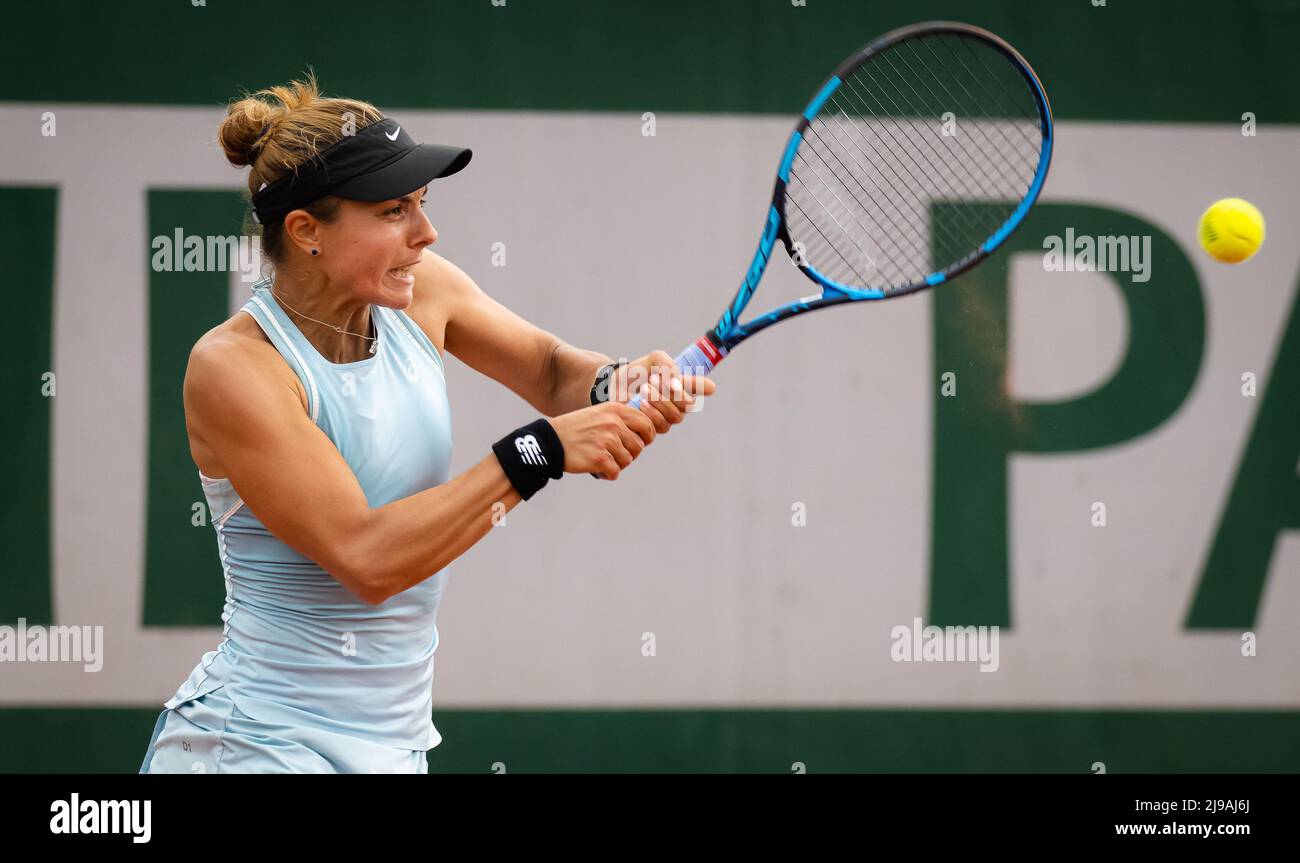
[311,249,318,256]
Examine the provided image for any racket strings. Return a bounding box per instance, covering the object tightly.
[789,135,896,280]
[814,95,970,245]
[894,38,1040,189]
[950,37,1043,153]
[865,47,1030,224]
[868,53,1024,200]
[795,122,932,279]
[784,190,876,285]
[873,48,1034,215]
[792,47,1010,287]
[792,101,988,289]
[783,31,1045,292]
[900,40,1038,190]
[795,98,977,286]
[883,35,1042,237]
[824,81,991,246]
[847,55,1014,200]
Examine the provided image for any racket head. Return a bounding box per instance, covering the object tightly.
[782,20,1052,294]
[714,21,1052,350]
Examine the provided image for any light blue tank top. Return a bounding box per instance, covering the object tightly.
[163,279,454,751]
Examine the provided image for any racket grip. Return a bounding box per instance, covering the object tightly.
[625,336,724,410]
[590,335,725,479]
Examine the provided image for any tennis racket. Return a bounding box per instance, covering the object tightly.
[626,20,1052,409]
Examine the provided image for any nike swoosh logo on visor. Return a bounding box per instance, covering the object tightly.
[385,126,400,141]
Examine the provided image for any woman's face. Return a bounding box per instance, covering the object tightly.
[313,185,437,308]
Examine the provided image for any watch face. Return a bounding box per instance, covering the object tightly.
[592,363,614,404]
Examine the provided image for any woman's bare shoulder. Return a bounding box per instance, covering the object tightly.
[183,312,311,478]
[189,312,309,414]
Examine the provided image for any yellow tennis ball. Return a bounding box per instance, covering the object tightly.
[1198,198,1265,263]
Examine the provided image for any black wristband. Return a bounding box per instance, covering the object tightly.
[492,418,565,501]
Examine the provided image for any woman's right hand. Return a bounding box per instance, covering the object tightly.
[549,402,657,480]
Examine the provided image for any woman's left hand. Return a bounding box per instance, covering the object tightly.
[614,350,718,433]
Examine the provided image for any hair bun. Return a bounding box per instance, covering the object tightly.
[219,98,279,168]
[218,70,385,214]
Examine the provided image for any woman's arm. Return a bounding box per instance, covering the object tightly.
[421,251,600,416]
[419,252,715,422]
[184,335,523,605]
[185,334,655,605]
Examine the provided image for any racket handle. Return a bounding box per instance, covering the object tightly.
[590,335,726,479]
[625,336,724,410]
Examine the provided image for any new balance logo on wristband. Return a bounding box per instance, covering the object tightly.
[515,434,547,466]
[494,418,563,501]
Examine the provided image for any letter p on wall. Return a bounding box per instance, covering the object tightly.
[930,202,1206,627]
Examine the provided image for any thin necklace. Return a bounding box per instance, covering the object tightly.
[269,288,378,355]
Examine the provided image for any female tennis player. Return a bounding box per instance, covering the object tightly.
[138,74,715,774]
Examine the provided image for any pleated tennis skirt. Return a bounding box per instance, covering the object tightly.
[138,686,429,774]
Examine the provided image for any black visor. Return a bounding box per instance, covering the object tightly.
[251,118,471,224]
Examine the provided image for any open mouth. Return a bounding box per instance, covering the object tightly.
[386,263,417,284]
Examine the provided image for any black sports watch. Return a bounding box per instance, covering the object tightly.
[589,360,627,405]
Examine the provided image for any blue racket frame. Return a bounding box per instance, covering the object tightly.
[627,20,1053,407]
